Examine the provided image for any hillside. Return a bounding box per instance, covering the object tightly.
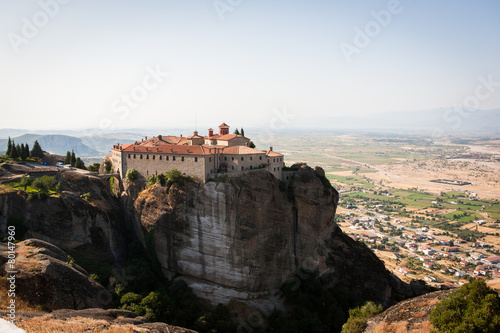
[0,134,100,157]
[0,163,427,331]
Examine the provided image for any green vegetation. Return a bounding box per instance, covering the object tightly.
[147,169,195,186]
[87,162,101,172]
[82,192,91,201]
[126,168,139,182]
[430,279,500,332]
[341,301,384,333]
[30,140,44,158]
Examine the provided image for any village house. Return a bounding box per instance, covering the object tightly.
[109,123,285,182]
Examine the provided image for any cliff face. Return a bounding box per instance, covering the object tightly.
[133,166,410,306]
[0,171,130,265]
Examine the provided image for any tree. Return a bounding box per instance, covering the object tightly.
[240,128,244,137]
[248,141,256,148]
[19,175,33,190]
[24,143,30,158]
[75,157,85,169]
[30,140,44,158]
[64,151,71,165]
[430,279,500,332]
[20,143,27,160]
[126,168,139,182]
[233,128,240,135]
[87,163,101,172]
[70,150,76,167]
[6,137,12,156]
[341,301,383,333]
[16,144,22,159]
[10,141,19,159]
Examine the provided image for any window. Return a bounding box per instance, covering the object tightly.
[274,167,276,171]
[195,157,198,162]
[152,155,155,160]
[127,154,130,158]
[134,154,136,159]
[250,166,253,170]
[173,156,176,161]
[241,166,244,170]
[260,156,262,160]
[232,166,234,170]
[232,157,234,161]
[140,155,143,159]
[241,157,244,161]
[159,155,162,160]
[166,156,169,161]
[250,156,253,160]
[209,157,212,162]
[277,167,279,171]
[146,155,149,159]
[181,156,184,161]
[224,157,227,161]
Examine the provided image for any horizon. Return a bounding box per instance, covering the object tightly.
[1,1,500,131]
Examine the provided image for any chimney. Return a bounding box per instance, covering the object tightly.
[194,131,198,136]
[269,146,273,151]
[208,128,214,137]
[180,134,183,138]
[158,135,162,140]
[145,136,147,140]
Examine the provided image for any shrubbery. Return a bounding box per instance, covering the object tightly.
[430,279,500,332]
[341,301,383,333]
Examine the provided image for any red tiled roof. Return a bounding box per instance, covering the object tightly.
[121,144,210,155]
[217,134,242,141]
[266,150,283,157]
[221,146,265,155]
[219,123,229,127]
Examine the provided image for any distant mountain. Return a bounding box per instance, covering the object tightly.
[0,134,100,157]
[319,109,500,133]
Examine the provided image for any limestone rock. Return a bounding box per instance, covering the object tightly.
[133,167,411,306]
[364,290,453,333]
[0,239,112,310]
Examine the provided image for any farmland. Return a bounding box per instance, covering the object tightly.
[268,131,500,288]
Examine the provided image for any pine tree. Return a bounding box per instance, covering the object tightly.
[249,141,256,148]
[70,150,76,167]
[10,141,19,159]
[20,143,27,160]
[64,151,71,165]
[240,128,245,137]
[30,140,44,158]
[6,137,12,156]
[24,143,30,158]
[75,157,85,169]
[234,128,240,135]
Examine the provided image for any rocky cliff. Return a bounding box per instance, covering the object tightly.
[133,165,415,307]
[0,169,131,265]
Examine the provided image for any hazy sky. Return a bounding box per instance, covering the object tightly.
[1,0,500,131]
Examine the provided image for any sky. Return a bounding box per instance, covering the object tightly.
[1,0,500,132]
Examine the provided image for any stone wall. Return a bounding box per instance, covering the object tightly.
[120,151,209,181]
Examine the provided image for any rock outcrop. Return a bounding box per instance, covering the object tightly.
[0,239,112,310]
[364,290,452,333]
[0,169,132,265]
[133,166,413,306]
[8,308,198,333]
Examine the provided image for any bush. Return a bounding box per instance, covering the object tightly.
[82,192,91,201]
[164,168,194,185]
[430,279,500,332]
[126,168,139,182]
[87,163,101,172]
[341,301,383,333]
[146,174,157,187]
[32,175,58,195]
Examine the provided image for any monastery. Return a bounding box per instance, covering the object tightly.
[110,123,284,182]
